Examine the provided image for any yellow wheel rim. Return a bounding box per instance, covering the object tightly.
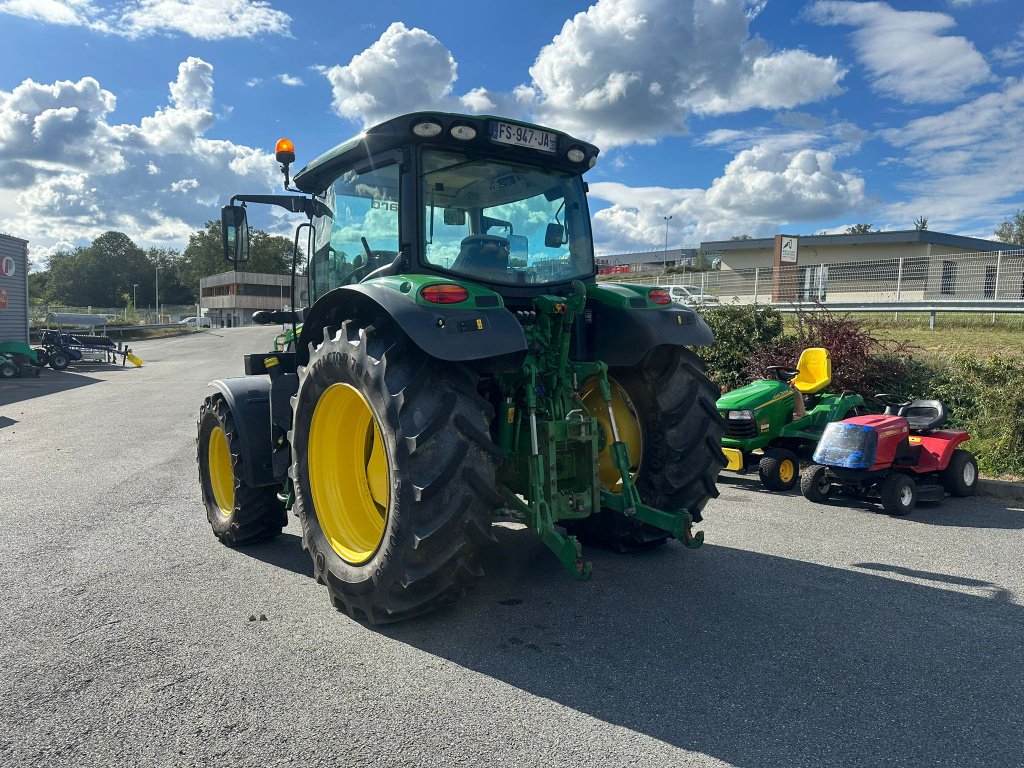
[779,458,795,484]
[308,383,390,564]
[581,376,643,492]
[208,425,235,516]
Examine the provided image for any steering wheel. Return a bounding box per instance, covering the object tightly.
[874,393,912,409]
[765,365,800,382]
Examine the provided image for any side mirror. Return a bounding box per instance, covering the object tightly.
[221,205,250,263]
[545,223,565,249]
[443,207,466,226]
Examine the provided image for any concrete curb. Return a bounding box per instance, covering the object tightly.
[977,478,1024,501]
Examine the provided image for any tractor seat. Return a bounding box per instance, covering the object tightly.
[898,400,948,432]
[790,347,832,395]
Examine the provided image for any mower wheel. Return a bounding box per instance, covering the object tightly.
[759,448,800,492]
[800,464,832,503]
[33,348,48,367]
[880,473,916,516]
[290,319,500,624]
[942,449,978,497]
[49,352,70,370]
[0,360,17,378]
[568,347,725,552]
[197,394,287,546]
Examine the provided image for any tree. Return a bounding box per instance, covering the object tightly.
[28,271,51,304]
[994,209,1024,245]
[47,232,155,307]
[730,234,753,240]
[914,216,928,231]
[846,223,875,234]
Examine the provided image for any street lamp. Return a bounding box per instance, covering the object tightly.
[132,283,138,309]
[663,215,673,265]
[155,266,160,323]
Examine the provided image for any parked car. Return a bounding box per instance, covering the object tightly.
[667,284,719,306]
[179,316,212,327]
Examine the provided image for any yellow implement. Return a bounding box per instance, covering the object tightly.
[722,447,744,472]
[125,352,143,367]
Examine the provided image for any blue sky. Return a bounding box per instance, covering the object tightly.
[1,0,1022,268]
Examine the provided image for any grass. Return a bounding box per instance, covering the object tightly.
[787,312,1024,360]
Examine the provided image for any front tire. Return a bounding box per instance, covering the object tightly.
[290,320,501,624]
[941,449,978,497]
[759,448,799,492]
[197,395,286,545]
[567,346,725,551]
[0,360,17,378]
[49,351,70,370]
[800,464,832,503]
[880,473,916,516]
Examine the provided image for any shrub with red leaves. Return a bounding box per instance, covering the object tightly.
[745,309,916,396]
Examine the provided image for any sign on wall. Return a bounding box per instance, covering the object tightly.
[779,236,799,263]
[0,255,15,277]
[0,288,7,309]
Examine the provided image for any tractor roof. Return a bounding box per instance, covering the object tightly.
[292,111,600,195]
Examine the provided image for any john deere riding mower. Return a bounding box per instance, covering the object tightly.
[197,112,726,622]
[718,348,864,490]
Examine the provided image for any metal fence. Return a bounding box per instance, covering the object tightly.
[30,304,198,327]
[605,249,1024,307]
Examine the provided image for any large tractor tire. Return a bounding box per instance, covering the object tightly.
[289,319,501,624]
[197,394,287,545]
[568,346,725,551]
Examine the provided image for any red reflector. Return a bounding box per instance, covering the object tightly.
[421,284,470,304]
[648,288,671,305]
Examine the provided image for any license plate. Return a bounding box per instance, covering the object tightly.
[490,121,558,153]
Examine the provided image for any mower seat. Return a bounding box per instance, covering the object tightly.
[898,400,947,432]
[791,347,831,395]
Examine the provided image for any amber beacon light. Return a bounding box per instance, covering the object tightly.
[276,138,296,165]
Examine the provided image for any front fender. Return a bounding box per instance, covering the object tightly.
[298,281,527,365]
[209,377,275,487]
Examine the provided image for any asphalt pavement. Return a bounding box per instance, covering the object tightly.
[1,327,1022,767]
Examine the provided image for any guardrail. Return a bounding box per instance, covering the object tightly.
[766,300,1024,329]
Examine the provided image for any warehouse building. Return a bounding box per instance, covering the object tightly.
[0,234,29,345]
[200,271,308,327]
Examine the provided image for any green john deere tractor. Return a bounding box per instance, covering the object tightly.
[197,112,726,622]
[718,347,865,491]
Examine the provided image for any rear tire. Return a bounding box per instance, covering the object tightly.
[800,464,832,503]
[941,449,978,497]
[566,347,725,552]
[49,351,70,370]
[197,395,286,546]
[880,473,916,516]
[290,319,501,624]
[0,360,17,378]
[759,448,799,491]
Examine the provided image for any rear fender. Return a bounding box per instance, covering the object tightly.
[586,284,714,366]
[209,377,276,487]
[915,430,971,472]
[297,281,527,365]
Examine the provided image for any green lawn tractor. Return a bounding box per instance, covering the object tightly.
[196,112,726,623]
[195,109,729,626]
[718,348,865,491]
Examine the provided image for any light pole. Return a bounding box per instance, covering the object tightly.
[663,215,673,266]
[132,284,138,310]
[155,266,160,323]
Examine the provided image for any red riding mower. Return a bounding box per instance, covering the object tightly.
[799,393,978,516]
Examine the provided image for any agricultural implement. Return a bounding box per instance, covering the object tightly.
[36,314,142,370]
[717,347,864,490]
[800,394,977,515]
[197,112,725,622]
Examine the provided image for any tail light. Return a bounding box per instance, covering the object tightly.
[648,288,671,305]
[420,284,470,304]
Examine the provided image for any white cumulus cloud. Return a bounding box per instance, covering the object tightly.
[322,22,458,125]
[0,0,291,39]
[318,2,845,148]
[806,1,993,103]
[589,141,866,252]
[0,57,278,256]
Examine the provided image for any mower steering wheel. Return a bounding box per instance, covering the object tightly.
[874,393,912,409]
[765,365,800,382]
